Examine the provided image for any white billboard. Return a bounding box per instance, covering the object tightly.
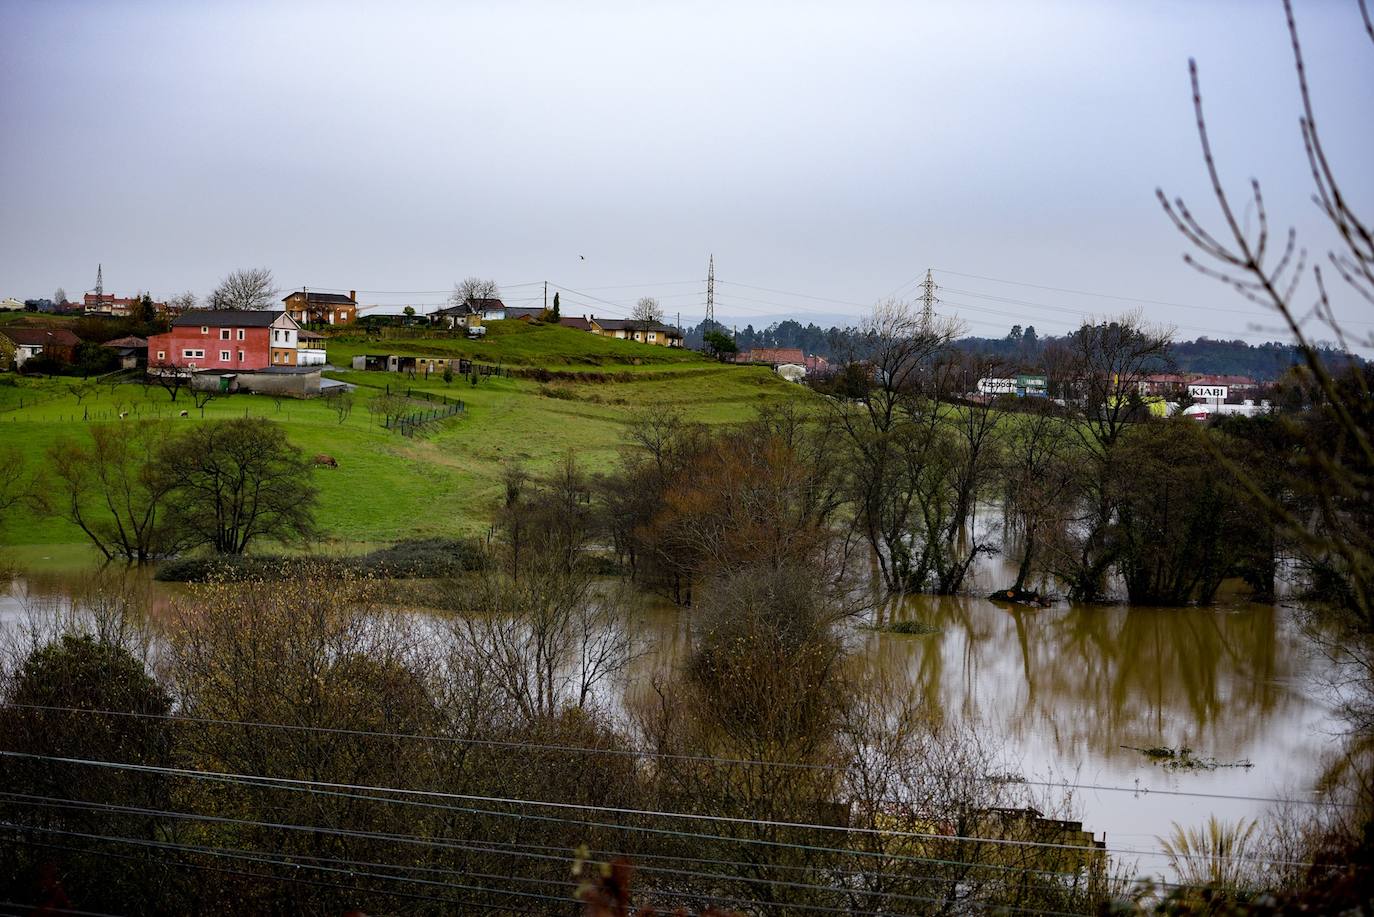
[1189,384,1228,401]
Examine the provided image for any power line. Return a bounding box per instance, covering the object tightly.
[1,821,577,909]
[0,788,1112,892]
[8,841,541,917]
[1,795,1088,917]
[3,703,1349,809]
[0,750,1316,868]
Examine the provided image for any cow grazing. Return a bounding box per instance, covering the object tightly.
[179,410,189,417]
[313,454,338,468]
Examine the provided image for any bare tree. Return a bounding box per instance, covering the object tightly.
[191,387,215,418]
[828,299,963,593]
[167,291,197,314]
[442,563,634,721]
[631,296,664,332]
[329,389,354,424]
[52,287,67,308]
[41,422,179,563]
[144,362,187,401]
[1159,0,1374,626]
[209,268,277,310]
[450,277,500,310]
[1065,311,1174,451]
[0,444,24,532]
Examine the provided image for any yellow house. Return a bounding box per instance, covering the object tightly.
[587,317,683,347]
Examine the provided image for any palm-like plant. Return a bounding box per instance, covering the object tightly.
[1158,816,1264,896]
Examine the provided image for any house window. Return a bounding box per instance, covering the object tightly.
[220,329,230,340]
[157,351,165,361]
[183,349,204,359]
[220,351,230,361]
[648,333,656,341]
[237,350,244,362]
[201,326,208,334]
[237,329,245,341]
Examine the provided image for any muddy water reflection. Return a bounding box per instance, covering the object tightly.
[1,569,1342,870]
[856,594,1339,861]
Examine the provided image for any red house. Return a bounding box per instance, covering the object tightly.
[146,310,304,373]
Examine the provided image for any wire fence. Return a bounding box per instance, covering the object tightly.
[379,385,466,437]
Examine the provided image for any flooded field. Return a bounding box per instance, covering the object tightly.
[0,561,1344,882]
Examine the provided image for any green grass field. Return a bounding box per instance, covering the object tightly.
[0,323,809,559]
[325,318,705,369]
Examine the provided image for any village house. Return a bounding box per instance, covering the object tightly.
[282,290,358,326]
[146,310,304,371]
[0,326,82,369]
[101,335,148,370]
[429,297,508,329]
[588,316,684,347]
[0,297,23,311]
[146,310,322,397]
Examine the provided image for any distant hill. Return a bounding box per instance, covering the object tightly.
[684,317,1362,381]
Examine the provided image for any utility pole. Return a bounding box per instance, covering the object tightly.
[705,254,715,333]
[543,281,547,311]
[919,268,938,323]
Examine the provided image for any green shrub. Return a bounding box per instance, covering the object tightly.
[155,537,486,582]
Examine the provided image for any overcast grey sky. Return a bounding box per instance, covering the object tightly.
[2,0,1371,342]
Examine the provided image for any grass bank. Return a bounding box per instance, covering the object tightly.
[0,328,809,556]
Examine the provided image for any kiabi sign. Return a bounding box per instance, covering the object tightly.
[1189,384,1228,400]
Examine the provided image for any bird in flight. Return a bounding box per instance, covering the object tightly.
[579,255,585,260]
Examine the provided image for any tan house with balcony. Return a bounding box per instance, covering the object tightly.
[283,290,358,326]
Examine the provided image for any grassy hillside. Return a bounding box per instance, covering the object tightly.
[0,332,807,558]
[327,319,704,369]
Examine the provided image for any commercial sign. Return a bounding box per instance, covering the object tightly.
[1188,384,1228,400]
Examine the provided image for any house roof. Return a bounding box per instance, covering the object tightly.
[172,310,284,328]
[739,347,805,365]
[2,327,82,347]
[102,335,148,348]
[298,329,326,341]
[465,297,506,312]
[283,291,354,306]
[558,316,594,331]
[505,307,545,321]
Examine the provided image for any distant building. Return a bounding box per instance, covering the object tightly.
[505,306,546,321]
[557,315,595,332]
[282,290,358,326]
[736,347,805,365]
[23,299,55,313]
[1179,400,1272,422]
[1139,372,1257,398]
[0,297,23,311]
[83,292,167,318]
[0,327,82,369]
[977,374,1047,398]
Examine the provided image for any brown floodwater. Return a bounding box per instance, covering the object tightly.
[0,562,1345,880]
